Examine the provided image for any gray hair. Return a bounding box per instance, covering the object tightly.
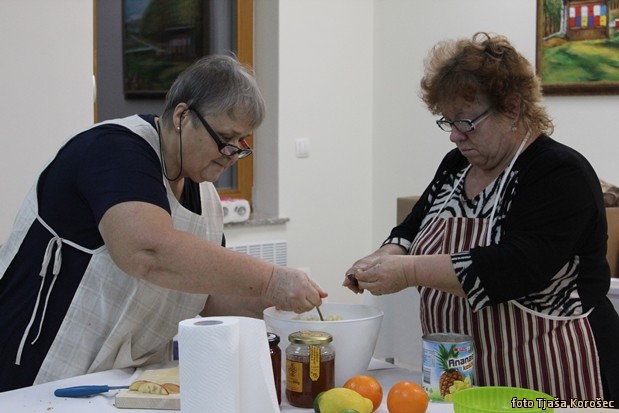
[161,54,266,129]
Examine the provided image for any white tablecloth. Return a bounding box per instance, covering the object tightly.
[0,359,600,412]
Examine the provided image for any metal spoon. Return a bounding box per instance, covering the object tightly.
[315,306,325,321]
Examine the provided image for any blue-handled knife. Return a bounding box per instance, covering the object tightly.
[54,384,130,397]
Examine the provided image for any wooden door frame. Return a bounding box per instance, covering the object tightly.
[93,0,255,203]
[219,0,254,202]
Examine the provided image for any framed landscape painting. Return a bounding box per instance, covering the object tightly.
[536,0,619,95]
[122,0,237,98]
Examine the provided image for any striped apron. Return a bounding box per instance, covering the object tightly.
[411,139,603,399]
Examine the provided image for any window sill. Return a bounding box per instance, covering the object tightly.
[224,213,289,227]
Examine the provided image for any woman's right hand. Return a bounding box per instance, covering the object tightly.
[344,252,385,294]
[344,245,407,293]
[263,266,328,313]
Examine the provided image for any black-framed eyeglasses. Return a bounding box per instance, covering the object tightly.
[187,107,253,159]
[436,108,492,133]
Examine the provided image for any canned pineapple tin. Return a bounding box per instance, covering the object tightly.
[422,333,474,402]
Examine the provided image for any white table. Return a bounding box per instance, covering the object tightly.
[0,359,454,413]
[0,359,601,412]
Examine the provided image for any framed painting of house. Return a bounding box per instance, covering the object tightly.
[536,0,619,95]
[122,0,237,98]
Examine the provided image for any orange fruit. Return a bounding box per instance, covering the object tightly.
[386,381,428,413]
[343,374,383,412]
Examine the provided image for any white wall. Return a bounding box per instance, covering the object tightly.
[1,0,618,306]
[0,0,94,237]
[241,0,619,305]
[229,0,375,304]
[371,0,619,247]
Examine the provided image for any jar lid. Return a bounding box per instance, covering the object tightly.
[288,330,333,345]
[267,332,280,346]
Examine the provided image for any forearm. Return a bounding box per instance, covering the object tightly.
[100,202,273,297]
[101,201,327,315]
[201,294,270,318]
[138,233,274,296]
[410,254,465,297]
[351,253,465,297]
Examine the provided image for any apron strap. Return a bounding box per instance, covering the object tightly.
[509,298,593,320]
[486,131,530,244]
[15,217,104,365]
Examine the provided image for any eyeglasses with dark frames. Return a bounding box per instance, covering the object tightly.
[187,107,253,159]
[436,108,492,133]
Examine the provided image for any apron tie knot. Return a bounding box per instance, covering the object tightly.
[16,235,64,365]
[40,235,63,276]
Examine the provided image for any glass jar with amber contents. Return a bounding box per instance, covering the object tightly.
[285,331,335,408]
[267,332,282,405]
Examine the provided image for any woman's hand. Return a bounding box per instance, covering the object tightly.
[345,251,465,297]
[344,244,408,294]
[263,266,328,313]
[348,254,415,296]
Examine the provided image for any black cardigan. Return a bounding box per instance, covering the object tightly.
[387,135,610,310]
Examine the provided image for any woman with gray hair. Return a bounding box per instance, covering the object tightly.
[0,55,327,391]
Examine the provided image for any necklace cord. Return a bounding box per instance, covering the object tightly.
[157,117,183,181]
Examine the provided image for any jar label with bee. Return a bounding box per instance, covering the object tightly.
[422,333,474,402]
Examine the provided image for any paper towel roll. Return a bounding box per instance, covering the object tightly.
[178,316,279,413]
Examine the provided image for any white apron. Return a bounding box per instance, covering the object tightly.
[412,137,603,399]
[0,115,223,384]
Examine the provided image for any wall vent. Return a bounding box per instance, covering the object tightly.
[227,240,288,266]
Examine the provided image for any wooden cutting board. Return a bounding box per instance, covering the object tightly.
[115,365,180,410]
[115,390,180,410]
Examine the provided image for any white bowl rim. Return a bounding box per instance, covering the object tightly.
[263,302,384,324]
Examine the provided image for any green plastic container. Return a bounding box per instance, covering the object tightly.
[451,386,554,413]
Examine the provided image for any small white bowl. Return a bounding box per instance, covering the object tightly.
[263,302,384,386]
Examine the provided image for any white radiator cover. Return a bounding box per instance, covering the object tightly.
[227,240,288,267]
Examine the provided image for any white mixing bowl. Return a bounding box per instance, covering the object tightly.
[263,302,384,386]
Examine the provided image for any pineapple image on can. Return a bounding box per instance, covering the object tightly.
[422,334,474,402]
[437,344,465,397]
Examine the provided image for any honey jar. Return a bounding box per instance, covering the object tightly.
[285,331,335,408]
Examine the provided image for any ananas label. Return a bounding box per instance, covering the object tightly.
[422,333,474,402]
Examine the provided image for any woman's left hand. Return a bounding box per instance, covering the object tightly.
[351,255,415,296]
